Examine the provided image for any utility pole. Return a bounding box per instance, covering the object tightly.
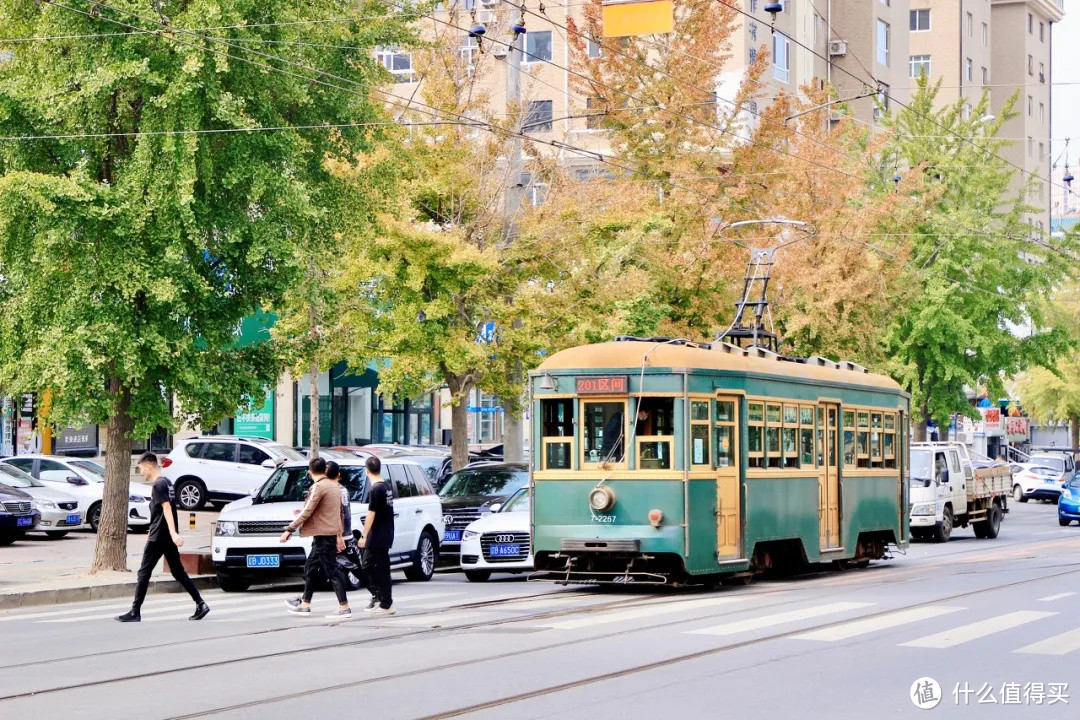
[500,18,525,464]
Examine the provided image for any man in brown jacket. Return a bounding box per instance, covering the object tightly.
[280,457,351,618]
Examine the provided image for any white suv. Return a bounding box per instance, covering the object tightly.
[163,436,306,511]
[211,457,444,591]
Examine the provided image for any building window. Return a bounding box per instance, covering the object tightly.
[520,172,548,206]
[1028,95,1033,117]
[749,47,757,64]
[585,97,603,129]
[524,100,553,133]
[772,32,790,82]
[1039,142,1045,161]
[587,36,602,59]
[910,9,930,32]
[376,47,416,83]
[1039,61,1045,83]
[880,0,889,6]
[1028,137,1033,157]
[524,30,552,64]
[981,67,988,86]
[815,14,826,46]
[1029,13,1033,34]
[1040,21,1045,42]
[909,55,931,78]
[1028,54,1034,75]
[874,84,889,121]
[876,20,890,66]
[460,35,479,67]
[963,103,972,119]
[982,22,988,46]
[1039,102,1044,123]
[750,0,757,12]
[750,22,757,42]
[965,58,973,82]
[966,12,973,37]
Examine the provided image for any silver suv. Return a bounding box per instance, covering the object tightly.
[163,436,305,510]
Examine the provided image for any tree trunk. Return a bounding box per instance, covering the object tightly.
[1071,417,1079,451]
[912,403,930,443]
[91,377,133,573]
[309,361,320,459]
[447,374,472,472]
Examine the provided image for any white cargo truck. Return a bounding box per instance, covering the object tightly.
[909,442,1011,542]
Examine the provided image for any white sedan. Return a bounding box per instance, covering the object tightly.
[1010,463,1065,503]
[0,455,152,533]
[459,488,533,582]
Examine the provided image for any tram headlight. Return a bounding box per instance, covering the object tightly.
[588,485,616,513]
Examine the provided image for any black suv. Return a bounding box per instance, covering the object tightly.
[438,462,528,563]
[0,483,40,545]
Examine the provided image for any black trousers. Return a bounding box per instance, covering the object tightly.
[303,535,349,605]
[363,547,392,609]
[133,537,204,611]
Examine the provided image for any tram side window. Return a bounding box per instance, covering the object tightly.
[636,397,675,470]
[816,407,825,467]
[871,412,884,468]
[747,402,765,468]
[583,401,626,464]
[766,403,783,469]
[690,400,711,467]
[843,410,856,469]
[782,404,799,469]
[857,411,871,469]
[883,412,897,469]
[541,399,574,470]
[800,406,815,467]
[714,400,736,468]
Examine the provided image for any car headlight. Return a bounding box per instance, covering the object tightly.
[129,494,150,502]
[215,521,238,537]
[462,529,479,540]
[911,504,935,516]
[35,500,57,510]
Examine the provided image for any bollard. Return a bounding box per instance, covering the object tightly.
[188,512,196,530]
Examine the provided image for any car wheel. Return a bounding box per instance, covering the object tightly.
[216,572,252,592]
[1060,518,1073,527]
[404,531,438,582]
[465,570,491,582]
[1013,484,1027,502]
[174,478,207,511]
[88,502,102,533]
[933,507,953,543]
[45,531,69,539]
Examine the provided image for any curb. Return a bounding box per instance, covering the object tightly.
[0,575,218,611]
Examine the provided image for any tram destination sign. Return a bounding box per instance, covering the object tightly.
[575,376,629,395]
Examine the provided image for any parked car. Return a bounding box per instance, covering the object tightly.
[394,453,450,490]
[0,483,39,545]
[0,455,151,533]
[1059,476,1080,526]
[1027,452,1076,484]
[438,462,529,563]
[0,464,81,538]
[162,436,306,511]
[459,487,533,582]
[1010,463,1065,503]
[212,456,444,591]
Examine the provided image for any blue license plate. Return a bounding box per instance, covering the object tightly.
[1045,478,1058,484]
[246,554,280,568]
[490,544,520,557]
[16,516,33,527]
[66,513,81,525]
[443,530,462,543]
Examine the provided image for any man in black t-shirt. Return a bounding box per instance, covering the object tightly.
[117,453,209,622]
[359,456,395,615]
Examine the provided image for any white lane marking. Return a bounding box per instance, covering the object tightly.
[1015,627,1080,656]
[689,602,873,636]
[375,610,488,626]
[144,601,290,622]
[900,611,1057,649]
[792,606,966,642]
[0,597,194,622]
[1038,592,1077,603]
[40,594,293,623]
[541,597,745,631]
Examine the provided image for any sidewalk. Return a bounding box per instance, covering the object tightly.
[0,510,219,610]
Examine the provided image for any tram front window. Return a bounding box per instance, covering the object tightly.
[541,399,574,469]
[584,401,626,463]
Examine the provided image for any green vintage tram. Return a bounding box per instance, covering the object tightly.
[528,337,910,585]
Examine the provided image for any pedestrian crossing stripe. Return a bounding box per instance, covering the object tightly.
[1015,627,1080,656]
[541,596,745,631]
[900,610,1057,649]
[688,602,872,636]
[791,605,966,642]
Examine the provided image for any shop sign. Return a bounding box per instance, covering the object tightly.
[235,389,274,438]
[54,424,98,453]
[1004,417,1029,440]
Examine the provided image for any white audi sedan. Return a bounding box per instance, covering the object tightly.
[459,488,533,582]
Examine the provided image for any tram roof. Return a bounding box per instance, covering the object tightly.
[536,341,902,392]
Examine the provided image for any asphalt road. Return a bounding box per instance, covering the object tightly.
[1,500,1078,720]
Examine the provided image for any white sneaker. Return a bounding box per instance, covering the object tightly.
[368,606,396,616]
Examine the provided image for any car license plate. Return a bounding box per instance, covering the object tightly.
[1045,478,1057,484]
[246,554,280,568]
[66,513,81,525]
[16,516,33,527]
[490,544,520,557]
[443,530,462,543]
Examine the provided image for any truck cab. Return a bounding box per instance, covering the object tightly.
[910,442,1009,543]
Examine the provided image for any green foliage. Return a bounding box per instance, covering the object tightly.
[0,0,412,434]
[880,78,1076,427]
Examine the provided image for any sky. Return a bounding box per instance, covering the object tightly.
[1051,6,1079,215]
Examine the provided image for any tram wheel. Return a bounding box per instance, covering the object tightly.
[720,572,755,586]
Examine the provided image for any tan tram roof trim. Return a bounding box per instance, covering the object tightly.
[537,341,902,392]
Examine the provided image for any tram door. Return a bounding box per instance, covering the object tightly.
[714,396,742,559]
[819,403,841,550]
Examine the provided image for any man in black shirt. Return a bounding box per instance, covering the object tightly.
[359,455,394,615]
[117,453,209,622]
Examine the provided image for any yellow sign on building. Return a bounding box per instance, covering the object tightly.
[601,0,674,38]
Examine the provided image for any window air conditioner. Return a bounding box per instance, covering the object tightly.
[828,40,847,57]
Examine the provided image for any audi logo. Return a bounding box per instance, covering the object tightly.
[494,534,516,543]
[443,515,453,525]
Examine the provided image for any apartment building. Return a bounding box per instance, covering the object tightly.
[907,0,994,109]
[828,0,912,127]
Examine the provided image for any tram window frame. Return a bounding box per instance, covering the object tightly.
[782,404,799,469]
[857,411,871,468]
[540,398,575,470]
[883,412,897,468]
[581,399,628,467]
[747,402,765,469]
[635,397,676,470]
[714,399,737,469]
[870,411,884,468]
[800,405,815,467]
[816,406,825,467]
[690,400,711,468]
[766,403,783,469]
[842,410,857,469]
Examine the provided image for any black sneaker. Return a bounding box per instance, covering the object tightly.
[190,602,210,621]
[365,596,377,611]
[116,610,141,623]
